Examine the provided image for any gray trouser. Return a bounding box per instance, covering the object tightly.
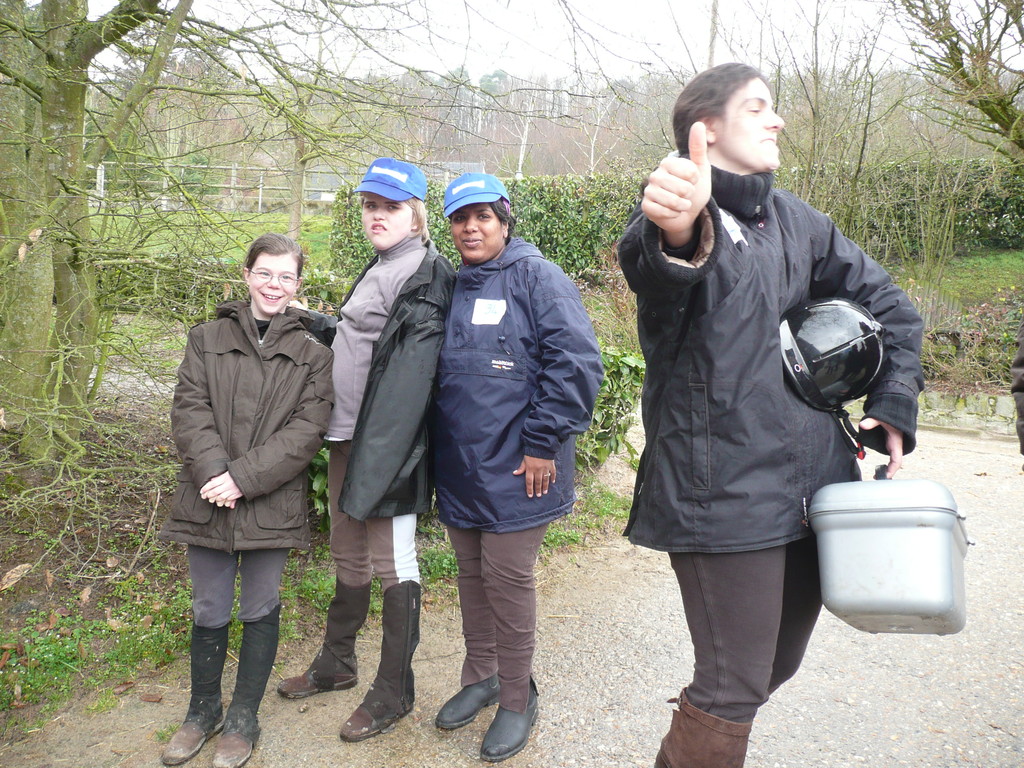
[668,535,822,722]
[187,545,289,627]
[328,440,419,590]
[447,523,549,713]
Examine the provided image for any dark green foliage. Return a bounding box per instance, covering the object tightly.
[308,446,330,531]
[576,347,646,470]
[329,174,646,280]
[503,175,644,277]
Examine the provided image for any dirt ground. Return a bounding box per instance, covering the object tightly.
[2,425,1022,768]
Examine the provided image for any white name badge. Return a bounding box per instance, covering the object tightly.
[720,210,748,246]
[472,298,507,325]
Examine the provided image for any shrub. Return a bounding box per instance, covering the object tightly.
[576,347,646,470]
[329,173,644,279]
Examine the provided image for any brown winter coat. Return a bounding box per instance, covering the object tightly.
[1012,314,1024,456]
[159,301,334,552]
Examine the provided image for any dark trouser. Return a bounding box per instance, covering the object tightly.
[668,535,822,723]
[187,545,289,627]
[447,524,549,713]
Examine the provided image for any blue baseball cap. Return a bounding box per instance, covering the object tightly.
[355,158,427,201]
[443,173,509,217]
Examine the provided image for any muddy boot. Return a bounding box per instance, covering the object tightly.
[339,581,420,742]
[213,605,280,768]
[162,622,229,766]
[654,690,752,768]
[277,579,370,699]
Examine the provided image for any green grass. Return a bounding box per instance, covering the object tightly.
[0,579,191,715]
[938,249,1024,305]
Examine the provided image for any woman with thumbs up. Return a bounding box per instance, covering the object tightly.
[617,63,925,767]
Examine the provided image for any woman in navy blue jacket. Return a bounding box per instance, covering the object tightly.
[431,173,603,762]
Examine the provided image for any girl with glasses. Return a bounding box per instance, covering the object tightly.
[159,233,333,768]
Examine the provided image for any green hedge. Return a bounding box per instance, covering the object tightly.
[330,161,1024,285]
[327,173,645,285]
[776,158,1024,256]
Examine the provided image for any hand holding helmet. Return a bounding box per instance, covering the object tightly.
[780,298,904,476]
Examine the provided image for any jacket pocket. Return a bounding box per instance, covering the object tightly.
[690,384,711,491]
[382,443,426,503]
[251,489,305,531]
[170,482,216,525]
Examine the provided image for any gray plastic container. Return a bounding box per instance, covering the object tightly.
[808,478,968,635]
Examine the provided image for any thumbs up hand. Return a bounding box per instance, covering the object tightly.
[641,121,712,248]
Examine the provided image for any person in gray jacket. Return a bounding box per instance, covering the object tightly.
[275,159,455,743]
[160,233,333,768]
[1012,315,1024,469]
[617,63,924,767]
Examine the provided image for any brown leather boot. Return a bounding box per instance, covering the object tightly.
[277,579,370,699]
[339,581,420,742]
[654,692,752,768]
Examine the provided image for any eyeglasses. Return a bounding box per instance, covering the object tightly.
[247,268,299,288]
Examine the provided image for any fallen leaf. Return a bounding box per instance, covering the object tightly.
[113,681,135,695]
[140,615,153,629]
[17,243,26,262]
[0,650,10,670]
[1,564,31,591]
[0,407,6,429]
[107,618,124,631]
[35,612,59,632]
[79,585,92,604]
[140,692,162,703]
[106,557,120,569]
[29,228,41,242]
[45,570,54,589]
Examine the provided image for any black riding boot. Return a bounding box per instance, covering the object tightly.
[339,581,420,742]
[213,604,280,768]
[276,579,370,698]
[161,622,228,766]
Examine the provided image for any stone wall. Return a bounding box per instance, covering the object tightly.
[849,393,1018,437]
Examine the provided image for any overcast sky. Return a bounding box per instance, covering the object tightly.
[87,0,899,83]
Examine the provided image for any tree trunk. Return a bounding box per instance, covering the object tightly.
[288,131,308,240]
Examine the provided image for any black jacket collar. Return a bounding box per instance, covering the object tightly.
[710,166,773,220]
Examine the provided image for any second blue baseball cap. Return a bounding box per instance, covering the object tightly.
[443,173,509,217]
[355,158,427,201]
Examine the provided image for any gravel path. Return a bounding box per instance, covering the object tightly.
[2,426,1021,768]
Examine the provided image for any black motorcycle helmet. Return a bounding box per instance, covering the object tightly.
[779,298,884,411]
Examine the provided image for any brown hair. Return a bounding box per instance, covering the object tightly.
[672,63,769,155]
[243,233,304,275]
